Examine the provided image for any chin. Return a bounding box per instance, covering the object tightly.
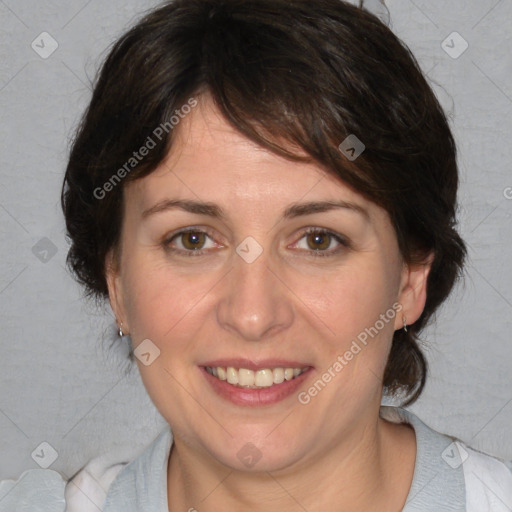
[200,428,308,474]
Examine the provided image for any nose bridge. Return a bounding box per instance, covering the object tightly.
[216,241,293,341]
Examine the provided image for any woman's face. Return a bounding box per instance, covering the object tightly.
[107,97,429,472]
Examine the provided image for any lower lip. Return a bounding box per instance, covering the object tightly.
[201,367,313,406]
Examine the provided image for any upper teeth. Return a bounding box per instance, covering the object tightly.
[206,366,305,388]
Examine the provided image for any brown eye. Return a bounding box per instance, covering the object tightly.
[292,228,349,257]
[306,231,332,251]
[180,231,206,251]
[163,228,219,257]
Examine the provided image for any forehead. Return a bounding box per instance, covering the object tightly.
[125,97,382,224]
[155,100,324,187]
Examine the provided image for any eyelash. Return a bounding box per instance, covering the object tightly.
[162,227,350,258]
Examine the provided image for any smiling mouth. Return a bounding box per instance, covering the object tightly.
[205,366,308,389]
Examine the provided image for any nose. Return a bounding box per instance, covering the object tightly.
[216,245,294,342]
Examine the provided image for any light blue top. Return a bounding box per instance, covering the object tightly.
[1,406,511,511]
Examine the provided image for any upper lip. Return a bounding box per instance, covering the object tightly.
[200,359,312,371]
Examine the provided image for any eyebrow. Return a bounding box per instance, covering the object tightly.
[141,199,369,221]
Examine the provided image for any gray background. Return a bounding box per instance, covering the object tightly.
[0,0,511,482]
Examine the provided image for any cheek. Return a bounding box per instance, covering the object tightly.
[123,264,208,345]
[293,262,398,344]
[305,266,400,403]
[120,262,213,411]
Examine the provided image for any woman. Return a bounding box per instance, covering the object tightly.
[1,0,511,510]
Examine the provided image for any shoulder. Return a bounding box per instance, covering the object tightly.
[65,457,128,511]
[457,441,512,511]
[0,427,171,512]
[380,406,512,511]
[0,458,128,512]
[0,468,66,511]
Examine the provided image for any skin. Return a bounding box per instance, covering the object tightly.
[106,96,432,511]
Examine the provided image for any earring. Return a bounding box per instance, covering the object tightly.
[118,322,124,337]
[403,316,408,332]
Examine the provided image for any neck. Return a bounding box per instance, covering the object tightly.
[167,408,416,512]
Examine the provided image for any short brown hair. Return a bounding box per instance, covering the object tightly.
[61,0,466,405]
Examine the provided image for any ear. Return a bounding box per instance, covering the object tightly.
[394,252,434,331]
[105,248,128,332]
